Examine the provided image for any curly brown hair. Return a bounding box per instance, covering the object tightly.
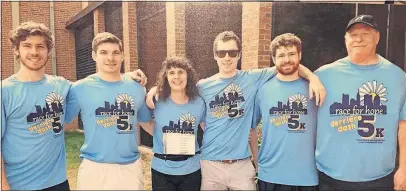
[9,21,54,58]
[270,33,302,57]
[156,57,200,102]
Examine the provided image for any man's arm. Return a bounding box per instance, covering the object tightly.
[65,85,81,123]
[126,69,148,86]
[395,120,406,190]
[1,100,10,190]
[297,65,326,106]
[138,120,154,136]
[250,94,262,171]
[200,122,205,132]
[137,96,153,134]
[1,157,9,190]
[249,128,259,171]
[146,86,158,109]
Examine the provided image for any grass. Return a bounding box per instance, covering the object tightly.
[64,131,153,190]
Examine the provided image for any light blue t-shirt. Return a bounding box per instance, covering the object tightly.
[315,55,406,182]
[65,74,152,164]
[198,68,277,160]
[1,75,70,190]
[151,97,205,175]
[253,77,318,186]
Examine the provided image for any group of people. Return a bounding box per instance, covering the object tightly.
[250,14,406,191]
[0,14,405,191]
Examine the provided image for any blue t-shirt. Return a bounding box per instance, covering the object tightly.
[65,74,152,164]
[151,97,205,175]
[253,77,318,186]
[315,55,406,182]
[198,68,277,160]
[1,75,70,190]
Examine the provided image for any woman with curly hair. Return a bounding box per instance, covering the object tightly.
[140,57,205,191]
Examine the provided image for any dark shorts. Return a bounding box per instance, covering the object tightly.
[152,168,201,191]
[258,179,318,191]
[40,180,70,191]
[318,170,394,191]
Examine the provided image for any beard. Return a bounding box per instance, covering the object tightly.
[277,61,299,75]
[20,56,48,71]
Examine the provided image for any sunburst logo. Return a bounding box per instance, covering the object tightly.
[358,80,387,105]
[288,94,307,108]
[224,83,242,96]
[179,113,196,126]
[45,92,64,112]
[116,94,135,109]
[46,92,64,106]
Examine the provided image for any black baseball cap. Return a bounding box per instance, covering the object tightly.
[346,14,379,32]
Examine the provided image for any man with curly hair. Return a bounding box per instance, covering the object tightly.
[252,33,318,191]
[1,21,71,191]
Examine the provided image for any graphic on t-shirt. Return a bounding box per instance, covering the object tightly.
[162,113,195,134]
[26,92,64,136]
[209,83,245,119]
[329,80,387,143]
[162,113,196,154]
[269,94,308,133]
[95,93,135,133]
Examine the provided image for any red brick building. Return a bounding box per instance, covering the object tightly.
[2,2,406,145]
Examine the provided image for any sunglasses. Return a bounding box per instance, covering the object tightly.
[215,50,239,58]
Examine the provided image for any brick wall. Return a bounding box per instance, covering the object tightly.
[1,2,13,80]
[82,2,88,9]
[122,2,139,72]
[241,2,272,70]
[54,2,82,131]
[122,2,140,144]
[241,2,260,70]
[54,2,81,82]
[19,2,53,74]
[94,7,105,35]
[258,3,272,68]
[166,2,186,57]
[175,3,185,57]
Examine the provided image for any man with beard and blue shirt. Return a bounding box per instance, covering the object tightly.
[315,14,406,190]
[253,33,318,191]
[147,31,326,190]
[65,32,151,190]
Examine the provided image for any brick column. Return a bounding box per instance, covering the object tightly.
[54,2,82,131]
[241,2,272,69]
[122,2,140,145]
[122,2,139,72]
[94,6,105,35]
[166,2,185,57]
[1,2,14,80]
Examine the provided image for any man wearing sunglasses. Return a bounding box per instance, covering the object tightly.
[146,31,326,190]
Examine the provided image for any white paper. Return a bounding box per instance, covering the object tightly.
[163,133,195,155]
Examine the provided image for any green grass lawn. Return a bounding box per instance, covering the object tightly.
[64,131,84,189]
[64,131,153,190]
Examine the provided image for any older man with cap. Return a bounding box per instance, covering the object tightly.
[314,14,406,190]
